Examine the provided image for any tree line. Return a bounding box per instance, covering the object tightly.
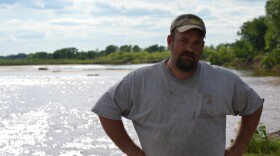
[1,0,280,70]
[202,0,280,70]
[0,44,166,60]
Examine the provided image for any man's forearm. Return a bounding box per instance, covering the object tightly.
[98,116,144,155]
[229,106,263,154]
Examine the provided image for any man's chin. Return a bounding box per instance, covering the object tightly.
[176,62,196,72]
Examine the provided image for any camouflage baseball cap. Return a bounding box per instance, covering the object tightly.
[170,14,206,36]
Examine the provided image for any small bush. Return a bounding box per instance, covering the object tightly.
[246,124,280,155]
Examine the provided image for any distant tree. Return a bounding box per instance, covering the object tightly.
[105,45,118,55]
[6,53,28,59]
[232,40,255,62]
[28,52,52,59]
[209,44,215,49]
[238,16,267,51]
[74,51,87,60]
[99,50,106,56]
[119,45,132,52]
[132,45,141,52]
[53,47,78,59]
[201,45,215,60]
[87,50,99,59]
[145,44,158,52]
[265,0,280,50]
[207,44,234,65]
[158,45,166,52]
[145,44,166,53]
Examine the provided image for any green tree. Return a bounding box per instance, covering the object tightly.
[145,44,158,52]
[74,51,87,60]
[232,40,254,62]
[87,50,99,59]
[28,52,52,59]
[208,43,234,65]
[158,45,166,52]
[6,53,28,59]
[238,16,267,51]
[261,46,280,69]
[145,44,166,53]
[105,45,118,55]
[53,47,78,59]
[265,0,280,50]
[132,45,141,52]
[119,45,132,52]
[202,46,216,61]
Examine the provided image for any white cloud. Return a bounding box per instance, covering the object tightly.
[0,0,267,55]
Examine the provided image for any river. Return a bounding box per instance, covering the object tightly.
[0,63,279,156]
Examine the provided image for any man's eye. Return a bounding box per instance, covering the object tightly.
[179,40,188,43]
[194,42,202,46]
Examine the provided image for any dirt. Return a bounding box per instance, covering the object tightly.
[268,130,280,140]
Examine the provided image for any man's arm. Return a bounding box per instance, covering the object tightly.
[225,106,263,156]
[98,116,145,156]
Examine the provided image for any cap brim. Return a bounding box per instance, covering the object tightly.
[176,25,205,34]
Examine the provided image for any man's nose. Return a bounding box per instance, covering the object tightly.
[184,43,195,52]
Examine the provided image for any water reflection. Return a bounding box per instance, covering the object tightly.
[0,109,50,155]
[0,64,279,155]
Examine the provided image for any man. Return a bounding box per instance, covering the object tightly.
[92,14,264,156]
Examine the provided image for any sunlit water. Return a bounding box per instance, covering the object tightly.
[0,64,279,156]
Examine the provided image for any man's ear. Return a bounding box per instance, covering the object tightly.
[167,35,173,48]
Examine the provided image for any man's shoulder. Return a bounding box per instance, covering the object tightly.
[130,61,162,76]
[119,61,164,89]
[199,61,238,79]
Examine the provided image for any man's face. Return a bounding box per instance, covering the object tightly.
[168,29,204,72]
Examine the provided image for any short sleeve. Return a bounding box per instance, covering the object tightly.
[91,74,133,120]
[232,76,264,116]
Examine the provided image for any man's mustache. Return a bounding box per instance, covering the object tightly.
[180,51,195,59]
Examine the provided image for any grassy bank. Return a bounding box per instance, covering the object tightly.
[0,51,170,66]
[236,124,280,155]
[1,50,280,77]
[0,58,97,65]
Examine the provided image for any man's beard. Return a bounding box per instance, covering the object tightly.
[176,51,197,72]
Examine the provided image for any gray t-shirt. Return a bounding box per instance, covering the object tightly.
[92,60,263,156]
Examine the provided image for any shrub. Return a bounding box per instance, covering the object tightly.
[246,123,280,155]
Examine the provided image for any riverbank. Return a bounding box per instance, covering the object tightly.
[1,49,280,76]
[269,130,280,140]
[234,59,280,75]
[3,60,280,78]
[221,59,280,77]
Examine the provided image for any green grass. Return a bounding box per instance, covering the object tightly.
[244,154,277,156]
[0,51,170,65]
[242,124,280,155]
[0,59,96,65]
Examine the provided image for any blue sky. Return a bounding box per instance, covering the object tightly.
[0,0,267,56]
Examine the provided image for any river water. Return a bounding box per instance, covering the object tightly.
[0,63,279,156]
